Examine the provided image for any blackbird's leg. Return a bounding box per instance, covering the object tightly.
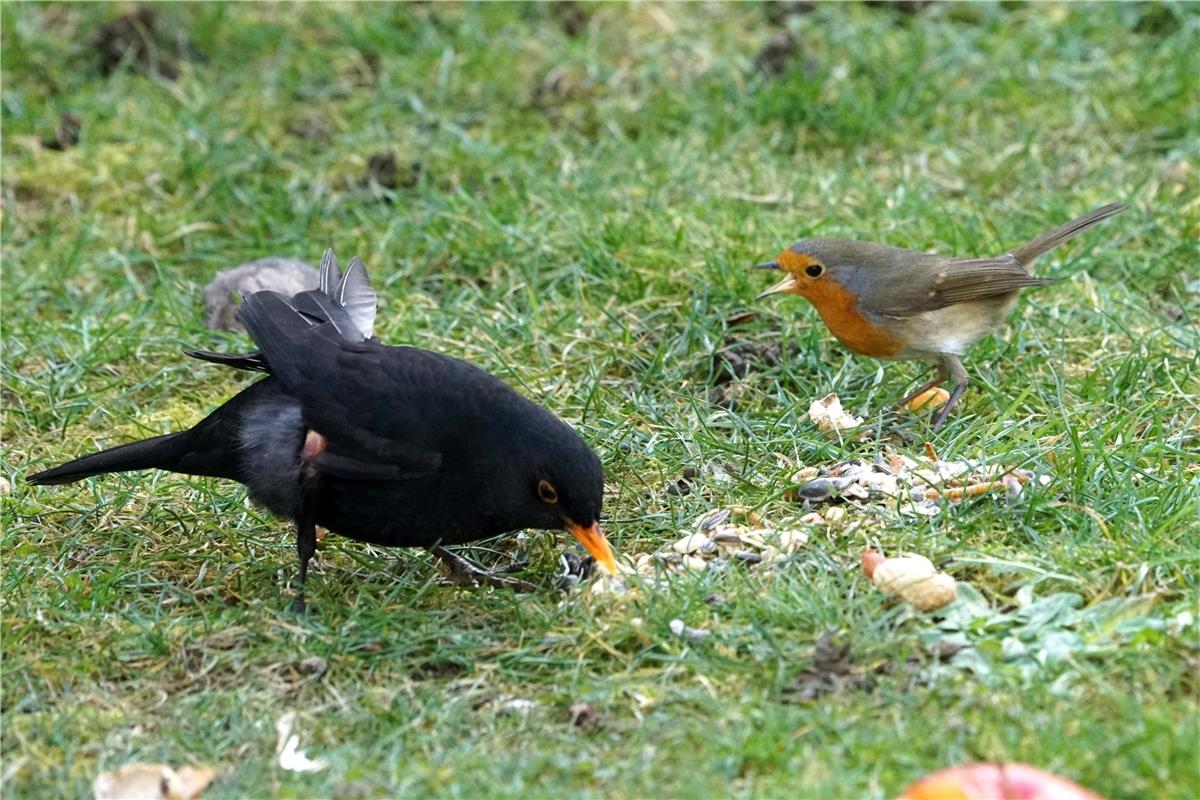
[292,431,325,613]
[429,545,536,593]
[895,364,949,411]
[291,503,318,614]
[931,356,969,432]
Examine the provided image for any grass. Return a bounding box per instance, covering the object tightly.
[2,2,1198,797]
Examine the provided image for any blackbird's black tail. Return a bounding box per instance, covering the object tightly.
[25,379,283,487]
[27,432,191,485]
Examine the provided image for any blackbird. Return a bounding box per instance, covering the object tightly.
[28,250,617,610]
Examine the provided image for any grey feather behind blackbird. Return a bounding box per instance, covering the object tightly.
[203,257,320,332]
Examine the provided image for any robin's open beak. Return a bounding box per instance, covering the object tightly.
[753,260,780,270]
[566,519,618,576]
[755,274,798,300]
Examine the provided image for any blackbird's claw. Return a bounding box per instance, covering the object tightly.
[291,509,318,614]
[430,545,537,593]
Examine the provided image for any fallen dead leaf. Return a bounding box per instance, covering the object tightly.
[92,763,216,800]
[783,631,866,701]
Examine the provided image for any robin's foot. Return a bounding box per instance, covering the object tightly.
[929,358,969,432]
[430,545,537,592]
[290,594,310,614]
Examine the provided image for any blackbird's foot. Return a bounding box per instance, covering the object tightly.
[290,595,310,614]
[556,552,596,592]
[430,545,537,593]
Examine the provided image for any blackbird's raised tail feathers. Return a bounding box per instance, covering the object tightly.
[235,291,344,393]
[291,288,364,341]
[318,248,339,296]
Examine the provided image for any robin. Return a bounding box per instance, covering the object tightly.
[28,250,617,611]
[753,202,1127,430]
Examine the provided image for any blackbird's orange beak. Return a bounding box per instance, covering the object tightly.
[756,273,798,300]
[566,519,617,576]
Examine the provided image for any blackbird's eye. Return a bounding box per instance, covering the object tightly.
[805,263,824,278]
[537,479,558,504]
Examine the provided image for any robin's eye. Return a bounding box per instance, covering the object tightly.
[805,264,824,278]
[537,480,558,504]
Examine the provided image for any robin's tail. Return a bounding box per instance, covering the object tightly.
[27,432,193,485]
[1009,202,1127,267]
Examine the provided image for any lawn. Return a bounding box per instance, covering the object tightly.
[2,2,1198,798]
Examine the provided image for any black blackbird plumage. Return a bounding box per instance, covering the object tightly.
[27,250,616,609]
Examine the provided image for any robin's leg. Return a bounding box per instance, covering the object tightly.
[931,356,969,431]
[429,545,537,593]
[291,508,318,613]
[895,365,949,411]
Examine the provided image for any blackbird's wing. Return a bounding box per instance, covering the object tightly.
[237,291,452,481]
[329,255,376,340]
[852,251,1053,317]
[291,252,375,341]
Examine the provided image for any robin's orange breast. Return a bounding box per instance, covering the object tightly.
[802,279,904,358]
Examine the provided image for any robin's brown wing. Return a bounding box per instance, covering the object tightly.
[930,256,1054,306]
[858,254,1053,317]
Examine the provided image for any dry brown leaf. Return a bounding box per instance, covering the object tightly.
[92,763,216,800]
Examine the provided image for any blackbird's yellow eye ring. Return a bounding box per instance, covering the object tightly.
[537,479,558,504]
[805,263,824,278]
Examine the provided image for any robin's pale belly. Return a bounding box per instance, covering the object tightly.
[886,294,1020,358]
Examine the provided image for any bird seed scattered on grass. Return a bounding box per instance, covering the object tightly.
[628,506,813,581]
[787,449,1045,517]
[807,393,864,432]
[668,618,712,641]
[903,386,951,412]
[862,548,958,612]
